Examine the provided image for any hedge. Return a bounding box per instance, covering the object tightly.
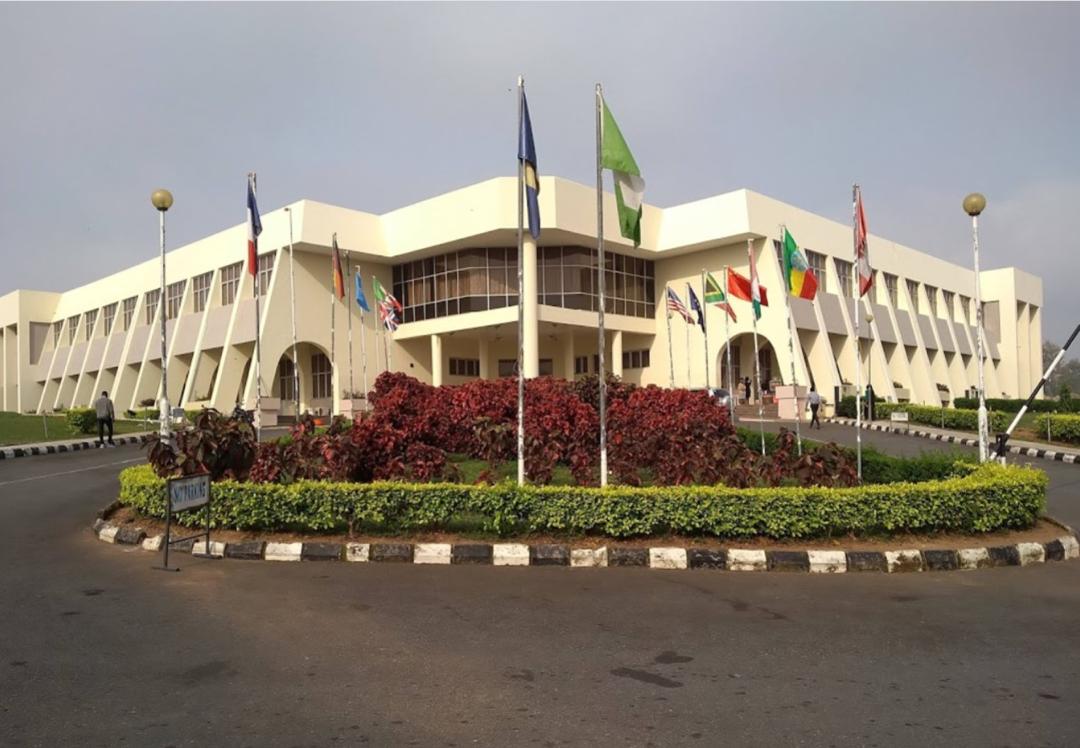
[1037,413,1080,445]
[954,397,1080,414]
[66,408,98,434]
[118,462,1045,540]
[835,397,1009,432]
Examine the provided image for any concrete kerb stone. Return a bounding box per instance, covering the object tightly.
[142,535,163,552]
[264,542,303,562]
[808,550,847,573]
[885,550,924,573]
[345,543,370,562]
[413,543,452,565]
[728,549,767,572]
[192,540,226,558]
[958,547,992,570]
[648,548,688,570]
[570,547,608,568]
[492,544,529,566]
[1017,542,1045,566]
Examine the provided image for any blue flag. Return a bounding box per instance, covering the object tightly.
[687,283,705,331]
[518,89,540,239]
[354,272,370,312]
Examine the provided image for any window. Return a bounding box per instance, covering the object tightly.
[122,297,137,331]
[621,349,651,370]
[67,314,80,344]
[144,289,160,325]
[84,309,97,341]
[449,358,480,377]
[311,353,332,399]
[192,272,213,313]
[540,246,654,317]
[539,359,553,376]
[53,320,63,346]
[278,359,296,401]
[257,252,275,296]
[806,251,827,293]
[883,273,899,307]
[924,285,938,316]
[497,359,517,378]
[835,259,854,298]
[959,295,971,324]
[220,262,243,305]
[942,290,955,320]
[102,303,117,335]
[166,280,185,320]
[575,356,589,375]
[906,280,920,312]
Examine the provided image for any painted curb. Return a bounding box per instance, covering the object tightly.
[92,512,1080,576]
[825,418,1079,466]
[0,434,146,461]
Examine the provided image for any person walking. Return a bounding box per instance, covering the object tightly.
[808,385,822,430]
[95,390,115,447]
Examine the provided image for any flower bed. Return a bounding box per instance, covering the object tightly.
[118,461,1045,540]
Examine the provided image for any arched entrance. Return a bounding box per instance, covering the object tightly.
[715,333,780,403]
[266,341,335,418]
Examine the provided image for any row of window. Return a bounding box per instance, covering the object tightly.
[446,349,651,379]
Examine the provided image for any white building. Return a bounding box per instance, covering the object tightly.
[0,176,1043,420]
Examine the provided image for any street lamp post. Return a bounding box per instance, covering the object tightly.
[964,192,989,462]
[152,189,174,447]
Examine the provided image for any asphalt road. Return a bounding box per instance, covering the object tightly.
[1,429,1078,747]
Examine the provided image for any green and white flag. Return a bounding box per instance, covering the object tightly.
[601,99,645,246]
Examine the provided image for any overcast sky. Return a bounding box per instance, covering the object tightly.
[1,2,1077,347]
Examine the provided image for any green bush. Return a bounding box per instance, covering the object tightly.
[66,408,98,434]
[858,448,975,484]
[835,397,1008,432]
[954,397,1080,414]
[1037,413,1080,445]
[118,461,1045,539]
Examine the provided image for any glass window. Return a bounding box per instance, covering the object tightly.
[278,359,296,401]
[166,280,186,320]
[959,295,971,324]
[924,285,938,317]
[621,349,650,370]
[835,259,854,298]
[53,320,63,346]
[220,262,243,305]
[68,314,80,344]
[806,251,828,293]
[257,252,275,296]
[144,289,160,325]
[906,280,920,312]
[449,358,480,377]
[192,272,213,313]
[102,303,117,335]
[942,290,955,320]
[883,273,899,307]
[498,359,517,377]
[84,309,97,341]
[574,356,589,375]
[311,353,332,399]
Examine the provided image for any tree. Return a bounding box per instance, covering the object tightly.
[1043,340,1080,397]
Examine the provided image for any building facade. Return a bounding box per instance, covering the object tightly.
[0,177,1044,419]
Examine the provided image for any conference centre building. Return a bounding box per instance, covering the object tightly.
[0,176,1044,422]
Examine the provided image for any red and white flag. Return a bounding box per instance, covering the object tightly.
[247,175,262,278]
[855,186,872,297]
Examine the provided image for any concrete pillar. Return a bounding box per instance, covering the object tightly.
[612,330,624,378]
[431,334,444,386]
[563,333,575,381]
[478,337,490,379]
[522,236,539,377]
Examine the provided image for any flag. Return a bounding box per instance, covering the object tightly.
[687,283,705,331]
[331,234,345,300]
[728,268,769,312]
[246,176,262,278]
[665,287,693,323]
[373,276,403,332]
[519,89,541,240]
[782,228,818,300]
[600,98,645,246]
[354,272,370,312]
[704,271,736,322]
[749,243,765,319]
[855,186,873,297]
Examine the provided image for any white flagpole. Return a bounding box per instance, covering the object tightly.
[595,83,608,487]
[701,271,711,391]
[357,274,369,409]
[779,225,803,456]
[345,251,355,401]
[285,206,301,419]
[724,267,735,404]
[684,311,691,388]
[747,239,766,455]
[329,233,337,418]
[516,74,526,487]
[250,172,263,441]
[852,185,864,480]
[665,291,675,389]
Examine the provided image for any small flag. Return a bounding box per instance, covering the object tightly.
[687,283,705,331]
[749,245,764,319]
[782,228,818,301]
[600,97,645,246]
[855,186,873,297]
[704,271,736,322]
[354,272,370,312]
[728,268,769,315]
[519,89,541,240]
[665,287,693,323]
[331,234,345,300]
[373,276,403,332]
[246,176,262,278]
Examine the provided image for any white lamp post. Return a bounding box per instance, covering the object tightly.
[964,192,989,462]
[151,188,174,447]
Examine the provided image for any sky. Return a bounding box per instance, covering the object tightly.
[1,2,1077,348]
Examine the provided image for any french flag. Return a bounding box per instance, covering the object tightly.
[247,175,262,277]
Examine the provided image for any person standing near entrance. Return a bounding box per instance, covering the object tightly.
[743,376,752,404]
[808,385,822,430]
[95,390,115,447]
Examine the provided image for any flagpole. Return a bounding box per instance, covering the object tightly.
[345,250,355,403]
[329,232,336,418]
[285,206,301,420]
[724,267,735,405]
[684,313,691,388]
[358,274,369,410]
[595,83,608,487]
[747,239,766,456]
[516,74,526,487]
[665,293,675,389]
[701,271,711,391]
[852,185,864,481]
[250,172,263,442]
[779,225,803,457]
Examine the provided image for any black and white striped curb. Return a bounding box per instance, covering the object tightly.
[827,417,1079,465]
[90,517,1080,574]
[0,434,145,460]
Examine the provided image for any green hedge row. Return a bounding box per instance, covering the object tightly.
[835,397,1009,432]
[118,462,1045,539]
[1037,413,1080,445]
[66,408,98,434]
[954,397,1079,414]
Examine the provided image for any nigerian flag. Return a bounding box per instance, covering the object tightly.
[601,98,645,246]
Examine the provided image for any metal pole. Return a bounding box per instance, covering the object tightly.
[329,233,337,418]
[665,294,675,389]
[358,275,369,410]
[684,315,691,388]
[516,75,526,486]
[596,83,608,487]
[286,207,301,419]
[250,174,262,442]
[748,239,766,455]
[346,251,355,400]
[158,209,170,447]
[852,186,863,480]
[724,267,734,405]
[701,271,711,391]
[972,213,989,461]
[779,226,803,456]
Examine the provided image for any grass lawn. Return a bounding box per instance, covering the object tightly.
[0,412,148,446]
